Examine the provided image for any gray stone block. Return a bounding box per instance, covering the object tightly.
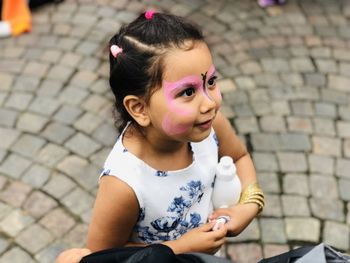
[313,118,336,136]
[260,218,287,243]
[338,178,350,201]
[259,116,286,132]
[321,89,348,105]
[323,221,349,251]
[5,92,33,111]
[22,164,50,188]
[253,152,279,172]
[261,194,283,217]
[0,108,19,127]
[314,102,337,118]
[310,174,338,199]
[336,158,350,179]
[344,140,350,158]
[0,154,31,179]
[336,121,350,138]
[283,173,310,196]
[64,133,101,158]
[0,247,34,263]
[227,243,263,263]
[0,209,34,237]
[277,152,308,173]
[37,79,64,98]
[53,105,83,125]
[11,134,46,159]
[315,59,338,73]
[227,219,260,242]
[261,58,290,73]
[290,57,315,72]
[312,136,341,157]
[329,74,350,92]
[281,195,310,216]
[36,143,69,167]
[285,217,320,242]
[234,117,260,134]
[73,112,103,135]
[39,208,76,238]
[23,191,58,219]
[28,97,61,116]
[58,86,89,106]
[15,224,54,254]
[16,112,49,133]
[43,172,76,199]
[310,197,344,221]
[308,154,334,175]
[287,117,313,133]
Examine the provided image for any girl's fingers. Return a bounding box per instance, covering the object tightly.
[200,221,216,231]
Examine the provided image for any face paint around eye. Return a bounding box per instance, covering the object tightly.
[160,64,220,136]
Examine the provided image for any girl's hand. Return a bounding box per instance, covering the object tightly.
[208,203,259,237]
[55,248,91,263]
[165,221,227,255]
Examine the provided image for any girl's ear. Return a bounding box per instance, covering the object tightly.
[123,95,151,127]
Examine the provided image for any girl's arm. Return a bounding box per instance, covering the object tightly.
[87,176,140,251]
[211,111,260,236]
[88,176,227,255]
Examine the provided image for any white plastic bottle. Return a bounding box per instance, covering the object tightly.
[211,156,241,230]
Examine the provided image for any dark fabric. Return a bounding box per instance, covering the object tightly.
[80,244,232,263]
[80,244,203,263]
[258,243,350,263]
[29,0,64,9]
[258,246,314,263]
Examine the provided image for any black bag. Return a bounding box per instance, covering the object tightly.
[80,244,232,263]
[258,243,350,263]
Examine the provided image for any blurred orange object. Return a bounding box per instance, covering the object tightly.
[2,0,32,36]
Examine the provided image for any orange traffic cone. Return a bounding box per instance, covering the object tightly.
[1,0,32,37]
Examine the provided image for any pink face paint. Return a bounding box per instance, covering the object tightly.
[161,64,218,135]
[162,114,190,135]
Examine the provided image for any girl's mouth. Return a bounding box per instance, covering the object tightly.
[196,119,213,129]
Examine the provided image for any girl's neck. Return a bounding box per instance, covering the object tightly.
[123,124,192,171]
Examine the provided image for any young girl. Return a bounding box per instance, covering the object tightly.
[56,10,264,263]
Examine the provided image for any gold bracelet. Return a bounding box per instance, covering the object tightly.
[239,182,265,214]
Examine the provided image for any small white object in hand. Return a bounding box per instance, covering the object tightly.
[212,215,231,231]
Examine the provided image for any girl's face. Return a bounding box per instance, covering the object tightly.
[148,41,222,142]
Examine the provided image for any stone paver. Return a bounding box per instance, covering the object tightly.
[1,0,350,262]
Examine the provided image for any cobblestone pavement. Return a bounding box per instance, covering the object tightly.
[0,0,350,262]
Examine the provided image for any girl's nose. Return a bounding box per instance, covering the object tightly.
[200,91,217,113]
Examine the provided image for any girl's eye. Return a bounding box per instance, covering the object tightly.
[179,87,196,97]
[207,76,218,87]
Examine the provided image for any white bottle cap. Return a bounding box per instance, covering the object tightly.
[0,22,11,38]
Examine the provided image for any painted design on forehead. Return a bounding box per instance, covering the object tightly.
[201,71,207,89]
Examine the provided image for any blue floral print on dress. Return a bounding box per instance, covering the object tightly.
[180,180,204,200]
[138,207,145,222]
[101,168,111,176]
[123,148,128,153]
[155,171,168,177]
[136,180,205,243]
[213,133,219,147]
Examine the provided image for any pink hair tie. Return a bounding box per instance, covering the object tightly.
[145,10,155,20]
[110,45,123,58]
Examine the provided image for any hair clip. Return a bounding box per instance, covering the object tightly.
[145,10,155,20]
[110,45,123,58]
